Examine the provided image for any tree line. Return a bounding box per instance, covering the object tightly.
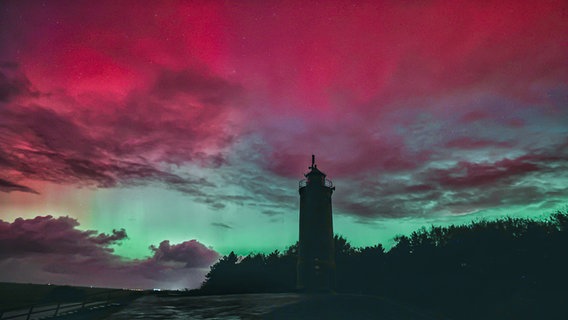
[198,211,568,319]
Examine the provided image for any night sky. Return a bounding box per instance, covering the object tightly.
[1,0,567,290]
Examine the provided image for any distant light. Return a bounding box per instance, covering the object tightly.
[153,288,161,291]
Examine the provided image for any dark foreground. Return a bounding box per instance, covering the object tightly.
[104,293,439,320]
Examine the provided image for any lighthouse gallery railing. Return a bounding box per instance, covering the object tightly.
[299,179,333,188]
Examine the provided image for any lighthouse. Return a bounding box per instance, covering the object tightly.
[297,155,335,292]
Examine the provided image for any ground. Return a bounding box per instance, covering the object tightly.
[103,293,441,320]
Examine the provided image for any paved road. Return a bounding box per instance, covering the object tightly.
[105,293,301,320]
[104,293,443,320]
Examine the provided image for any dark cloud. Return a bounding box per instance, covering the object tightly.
[331,141,568,218]
[0,65,39,102]
[0,216,219,289]
[0,108,215,192]
[150,240,220,268]
[231,172,297,210]
[427,141,568,191]
[0,66,244,207]
[0,216,123,258]
[262,126,431,179]
[440,185,547,214]
[444,137,512,149]
[261,210,284,216]
[425,158,540,189]
[0,178,38,194]
[211,222,232,229]
[92,228,128,245]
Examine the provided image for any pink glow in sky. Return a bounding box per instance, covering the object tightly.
[1,0,567,289]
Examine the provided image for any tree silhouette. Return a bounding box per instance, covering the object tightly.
[198,211,568,319]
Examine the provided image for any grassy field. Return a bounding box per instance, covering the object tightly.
[0,282,141,311]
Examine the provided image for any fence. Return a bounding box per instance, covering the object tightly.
[0,289,140,320]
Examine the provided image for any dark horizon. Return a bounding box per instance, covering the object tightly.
[1,208,565,291]
[3,210,567,319]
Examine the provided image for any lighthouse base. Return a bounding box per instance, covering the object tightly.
[297,258,335,293]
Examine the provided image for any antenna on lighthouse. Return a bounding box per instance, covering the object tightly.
[311,155,315,168]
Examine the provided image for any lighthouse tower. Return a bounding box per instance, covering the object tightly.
[297,155,335,292]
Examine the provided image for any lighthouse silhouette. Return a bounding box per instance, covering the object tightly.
[297,155,336,292]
